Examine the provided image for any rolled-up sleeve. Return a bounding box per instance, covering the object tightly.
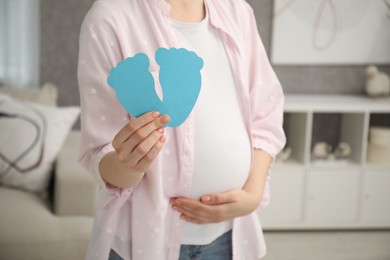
[240,5,286,210]
[77,3,129,192]
[245,7,286,159]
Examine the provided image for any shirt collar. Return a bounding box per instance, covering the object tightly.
[149,0,240,54]
[149,0,221,30]
[204,0,242,55]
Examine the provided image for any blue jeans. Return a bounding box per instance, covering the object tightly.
[179,230,232,260]
[108,230,232,260]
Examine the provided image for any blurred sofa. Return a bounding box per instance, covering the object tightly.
[0,84,98,260]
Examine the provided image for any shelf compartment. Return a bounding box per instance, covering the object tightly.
[366,113,390,166]
[280,112,310,165]
[310,112,366,165]
[369,113,390,127]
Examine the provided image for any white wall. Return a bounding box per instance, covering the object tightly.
[0,1,5,85]
[1,0,40,88]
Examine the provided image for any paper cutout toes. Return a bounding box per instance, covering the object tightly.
[156,48,204,127]
[107,53,162,118]
[108,48,204,128]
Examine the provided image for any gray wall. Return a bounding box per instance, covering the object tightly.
[41,0,390,107]
[40,0,94,107]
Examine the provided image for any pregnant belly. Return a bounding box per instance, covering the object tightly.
[189,136,252,199]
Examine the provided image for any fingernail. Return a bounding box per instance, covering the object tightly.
[203,195,211,202]
[158,128,164,134]
[161,115,170,124]
[160,135,166,142]
[172,206,178,211]
[152,111,160,118]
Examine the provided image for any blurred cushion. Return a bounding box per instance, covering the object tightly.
[0,186,92,260]
[0,93,79,196]
[0,83,58,106]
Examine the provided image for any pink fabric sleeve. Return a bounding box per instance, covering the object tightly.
[245,8,286,160]
[243,6,286,210]
[77,3,130,192]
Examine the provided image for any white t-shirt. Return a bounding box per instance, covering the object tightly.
[170,11,251,245]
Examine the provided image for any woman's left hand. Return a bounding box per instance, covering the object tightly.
[170,189,261,224]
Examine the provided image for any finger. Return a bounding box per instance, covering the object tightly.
[181,205,213,219]
[126,114,169,147]
[119,115,169,155]
[135,114,170,141]
[174,198,206,211]
[201,191,237,205]
[174,199,215,217]
[113,111,160,148]
[123,128,164,166]
[172,204,211,224]
[180,211,210,225]
[135,135,166,171]
[177,204,225,224]
[180,214,205,225]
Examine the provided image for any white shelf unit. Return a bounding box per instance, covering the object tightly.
[260,95,390,230]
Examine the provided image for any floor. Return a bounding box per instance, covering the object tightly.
[262,231,390,260]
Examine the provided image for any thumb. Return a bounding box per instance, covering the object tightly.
[201,192,234,205]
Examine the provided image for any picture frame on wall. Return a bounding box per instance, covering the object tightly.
[271,0,390,65]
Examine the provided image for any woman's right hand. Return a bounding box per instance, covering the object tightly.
[112,111,170,174]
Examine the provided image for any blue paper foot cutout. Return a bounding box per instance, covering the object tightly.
[108,48,204,128]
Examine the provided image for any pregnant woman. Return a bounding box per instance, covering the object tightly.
[77,0,286,259]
